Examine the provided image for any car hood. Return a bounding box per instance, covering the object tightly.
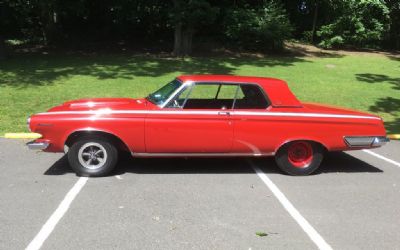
[47,98,150,112]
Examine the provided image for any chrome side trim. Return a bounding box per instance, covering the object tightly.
[344,136,389,147]
[36,110,381,120]
[27,141,49,150]
[131,152,275,158]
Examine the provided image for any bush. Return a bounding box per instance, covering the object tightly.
[224,1,292,51]
[301,30,314,44]
[317,0,389,49]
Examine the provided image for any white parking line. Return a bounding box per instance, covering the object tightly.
[26,177,88,250]
[363,150,400,168]
[249,161,332,250]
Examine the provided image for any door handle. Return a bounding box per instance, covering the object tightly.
[218,111,230,116]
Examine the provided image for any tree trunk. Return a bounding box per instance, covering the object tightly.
[311,1,319,44]
[182,29,193,55]
[45,11,57,43]
[173,23,183,56]
[173,25,194,56]
[39,2,57,45]
[0,35,6,60]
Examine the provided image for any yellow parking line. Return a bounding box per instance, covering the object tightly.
[4,133,42,139]
[388,134,400,140]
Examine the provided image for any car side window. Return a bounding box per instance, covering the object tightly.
[165,85,191,108]
[217,84,238,99]
[188,84,219,99]
[183,83,238,109]
[234,84,269,109]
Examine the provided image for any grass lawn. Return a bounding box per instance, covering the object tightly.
[0,50,399,134]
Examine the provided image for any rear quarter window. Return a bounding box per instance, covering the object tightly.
[234,84,269,109]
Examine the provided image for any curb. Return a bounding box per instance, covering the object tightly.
[388,134,400,140]
[4,133,42,139]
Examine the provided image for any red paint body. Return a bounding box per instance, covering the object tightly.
[29,75,387,155]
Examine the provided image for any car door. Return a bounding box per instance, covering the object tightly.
[145,82,237,153]
[231,84,274,155]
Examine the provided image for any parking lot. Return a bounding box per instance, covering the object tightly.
[1,138,399,250]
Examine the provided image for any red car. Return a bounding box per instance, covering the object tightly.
[27,75,388,176]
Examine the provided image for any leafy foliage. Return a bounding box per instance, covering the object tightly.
[224,1,292,51]
[0,0,399,55]
[169,0,219,56]
[317,0,390,49]
[169,0,219,30]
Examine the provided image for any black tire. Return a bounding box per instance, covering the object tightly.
[275,141,324,176]
[67,137,118,177]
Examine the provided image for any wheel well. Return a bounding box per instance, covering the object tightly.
[277,139,328,153]
[65,130,130,152]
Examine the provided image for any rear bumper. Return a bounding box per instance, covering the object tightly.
[344,136,389,148]
[27,141,50,150]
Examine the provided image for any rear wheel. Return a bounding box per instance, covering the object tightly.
[68,137,118,177]
[275,141,324,176]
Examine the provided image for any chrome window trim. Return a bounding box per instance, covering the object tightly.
[192,81,271,109]
[181,83,194,109]
[159,80,192,108]
[163,82,193,109]
[162,80,270,110]
[232,84,240,109]
[185,82,238,110]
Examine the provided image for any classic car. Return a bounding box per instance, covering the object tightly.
[27,75,389,176]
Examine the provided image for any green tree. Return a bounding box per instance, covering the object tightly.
[317,0,390,48]
[385,0,400,49]
[224,0,292,51]
[170,0,219,56]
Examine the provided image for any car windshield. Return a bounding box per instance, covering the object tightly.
[146,79,182,105]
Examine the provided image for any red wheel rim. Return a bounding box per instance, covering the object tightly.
[287,142,313,168]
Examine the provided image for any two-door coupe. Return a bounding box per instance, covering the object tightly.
[27,75,389,176]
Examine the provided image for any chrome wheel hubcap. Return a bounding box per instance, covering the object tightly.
[78,142,107,170]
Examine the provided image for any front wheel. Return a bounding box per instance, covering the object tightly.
[68,137,118,177]
[275,141,324,176]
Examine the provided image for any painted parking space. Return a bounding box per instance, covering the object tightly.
[0,139,79,250]
[363,140,400,163]
[253,147,400,249]
[42,157,316,250]
[1,139,400,249]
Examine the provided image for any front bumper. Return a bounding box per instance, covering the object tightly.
[344,136,390,148]
[27,141,50,150]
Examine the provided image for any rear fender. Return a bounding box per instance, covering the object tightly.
[275,137,329,153]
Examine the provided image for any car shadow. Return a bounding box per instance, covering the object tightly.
[316,152,384,174]
[44,151,382,176]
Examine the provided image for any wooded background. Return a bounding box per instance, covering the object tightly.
[1,0,399,57]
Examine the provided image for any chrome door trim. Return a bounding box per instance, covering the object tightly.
[131,152,275,157]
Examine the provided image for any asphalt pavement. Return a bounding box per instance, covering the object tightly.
[0,138,399,250]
